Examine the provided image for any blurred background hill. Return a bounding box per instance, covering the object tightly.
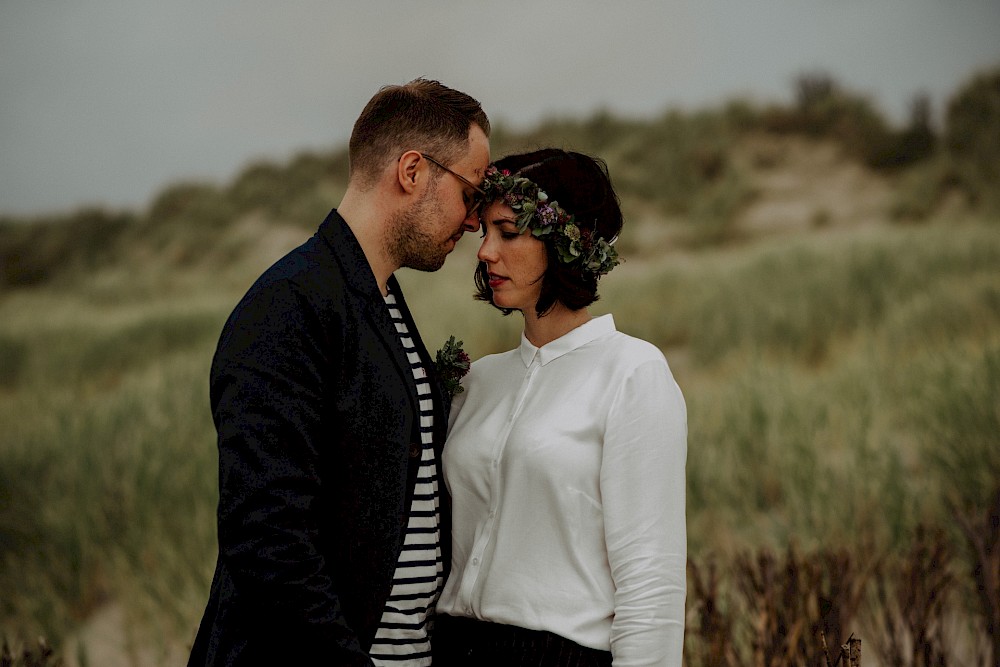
[2,67,998,292]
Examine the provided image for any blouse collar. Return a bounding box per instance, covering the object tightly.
[518,314,616,368]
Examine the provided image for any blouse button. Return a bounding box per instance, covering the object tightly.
[408,442,421,459]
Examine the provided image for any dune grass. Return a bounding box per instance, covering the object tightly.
[1,217,997,663]
[0,296,225,645]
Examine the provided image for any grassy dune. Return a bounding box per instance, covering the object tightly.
[2,69,999,663]
[1,215,997,662]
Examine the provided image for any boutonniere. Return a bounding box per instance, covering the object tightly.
[434,335,471,397]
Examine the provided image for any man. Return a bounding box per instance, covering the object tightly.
[188,79,490,666]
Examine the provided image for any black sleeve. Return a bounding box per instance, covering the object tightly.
[210,277,373,666]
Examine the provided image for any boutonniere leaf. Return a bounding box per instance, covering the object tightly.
[434,335,471,397]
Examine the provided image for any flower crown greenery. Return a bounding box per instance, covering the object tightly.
[479,165,621,277]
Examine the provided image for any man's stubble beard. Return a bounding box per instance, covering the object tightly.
[387,188,451,273]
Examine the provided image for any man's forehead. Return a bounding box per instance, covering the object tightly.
[466,126,491,176]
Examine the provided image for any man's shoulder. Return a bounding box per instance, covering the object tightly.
[245,211,363,301]
[241,236,343,305]
[223,229,357,334]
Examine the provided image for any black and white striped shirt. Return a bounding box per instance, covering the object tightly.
[369,290,443,666]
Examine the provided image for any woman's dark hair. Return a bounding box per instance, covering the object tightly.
[474,149,624,316]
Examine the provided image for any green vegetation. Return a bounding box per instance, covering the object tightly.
[0,295,225,651]
[945,67,1000,213]
[1,69,998,663]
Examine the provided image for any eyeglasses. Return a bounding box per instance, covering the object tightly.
[420,153,487,217]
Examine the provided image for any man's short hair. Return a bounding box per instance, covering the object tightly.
[349,78,490,186]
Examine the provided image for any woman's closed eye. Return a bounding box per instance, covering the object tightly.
[492,220,521,239]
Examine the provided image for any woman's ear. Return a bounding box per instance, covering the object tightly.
[397,150,423,194]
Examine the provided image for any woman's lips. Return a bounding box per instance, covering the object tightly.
[488,273,507,289]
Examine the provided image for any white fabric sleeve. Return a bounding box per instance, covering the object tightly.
[601,358,687,667]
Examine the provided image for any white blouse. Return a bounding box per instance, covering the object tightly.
[437,315,687,667]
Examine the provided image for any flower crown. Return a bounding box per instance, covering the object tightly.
[479,165,621,277]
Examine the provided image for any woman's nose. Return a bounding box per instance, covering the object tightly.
[477,236,496,263]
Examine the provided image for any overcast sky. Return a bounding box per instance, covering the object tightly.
[2,1,998,217]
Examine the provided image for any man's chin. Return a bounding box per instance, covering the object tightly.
[403,252,448,273]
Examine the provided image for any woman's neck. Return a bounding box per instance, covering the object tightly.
[522,303,592,348]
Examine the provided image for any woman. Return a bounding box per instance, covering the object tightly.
[434,149,687,666]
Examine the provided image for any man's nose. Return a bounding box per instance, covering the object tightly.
[462,210,481,233]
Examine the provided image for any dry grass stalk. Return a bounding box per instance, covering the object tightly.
[820,629,833,667]
[733,545,866,667]
[842,636,861,667]
[0,638,61,667]
[686,545,868,666]
[952,487,1000,667]
[686,558,740,667]
[869,525,954,667]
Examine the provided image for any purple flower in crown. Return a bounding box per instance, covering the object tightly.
[536,202,558,227]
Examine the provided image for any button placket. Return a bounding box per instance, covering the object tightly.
[455,355,541,611]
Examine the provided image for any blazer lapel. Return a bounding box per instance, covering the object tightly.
[318,210,421,421]
[316,210,449,448]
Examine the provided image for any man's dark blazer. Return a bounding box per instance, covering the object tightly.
[188,210,452,667]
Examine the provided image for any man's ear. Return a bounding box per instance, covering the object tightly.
[397,151,423,194]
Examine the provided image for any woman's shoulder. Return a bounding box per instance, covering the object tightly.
[597,331,685,410]
[598,329,670,368]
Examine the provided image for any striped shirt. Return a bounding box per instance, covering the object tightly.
[369,290,444,666]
